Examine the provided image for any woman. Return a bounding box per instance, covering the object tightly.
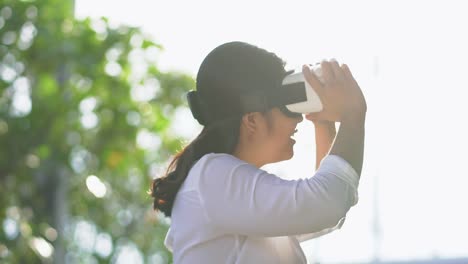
[150,41,367,263]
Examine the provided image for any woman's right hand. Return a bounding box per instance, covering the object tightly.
[302,60,367,122]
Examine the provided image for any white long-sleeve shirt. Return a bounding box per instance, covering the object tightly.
[164,153,360,264]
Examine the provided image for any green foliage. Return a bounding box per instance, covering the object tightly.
[0,0,194,263]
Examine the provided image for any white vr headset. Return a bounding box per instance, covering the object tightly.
[282,64,324,114]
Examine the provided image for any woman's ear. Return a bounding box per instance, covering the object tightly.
[241,112,261,134]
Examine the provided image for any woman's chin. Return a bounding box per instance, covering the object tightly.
[289,139,296,154]
[283,147,295,161]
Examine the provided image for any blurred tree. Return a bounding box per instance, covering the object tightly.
[0,0,194,263]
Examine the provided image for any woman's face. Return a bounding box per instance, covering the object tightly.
[258,108,303,163]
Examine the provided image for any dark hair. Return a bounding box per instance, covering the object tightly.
[149,41,287,217]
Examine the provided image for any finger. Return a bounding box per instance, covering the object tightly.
[341,63,360,87]
[330,59,345,81]
[341,63,354,80]
[320,60,335,83]
[302,64,324,96]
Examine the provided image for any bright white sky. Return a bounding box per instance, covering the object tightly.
[77,0,468,263]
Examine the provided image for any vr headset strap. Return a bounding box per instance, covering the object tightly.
[269,82,308,107]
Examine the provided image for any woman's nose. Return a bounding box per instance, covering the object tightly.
[296,114,304,123]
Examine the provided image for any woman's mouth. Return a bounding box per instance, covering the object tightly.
[290,129,298,143]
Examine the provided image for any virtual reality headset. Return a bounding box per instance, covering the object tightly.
[281,64,324,115]
[187,64,324,125]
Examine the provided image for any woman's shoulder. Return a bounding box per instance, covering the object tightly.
[182,153,253,193]
[180,153,238,192]
[190,152,264,182]
[199,152,249,164]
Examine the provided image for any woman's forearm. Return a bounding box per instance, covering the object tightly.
[314,121,337,170]
[329,114,366,176]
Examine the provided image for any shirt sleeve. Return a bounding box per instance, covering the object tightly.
[197,154,360,237]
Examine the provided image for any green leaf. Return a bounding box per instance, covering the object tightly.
[36,73,58,97]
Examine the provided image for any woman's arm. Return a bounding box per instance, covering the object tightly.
[197,154,359,237]
[310,119,336,170]
[329,114,365,176]
[302,61,367,176]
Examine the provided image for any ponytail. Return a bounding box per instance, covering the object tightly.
[150,117,241,217]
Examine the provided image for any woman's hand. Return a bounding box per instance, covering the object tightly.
[302,60,367,122]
